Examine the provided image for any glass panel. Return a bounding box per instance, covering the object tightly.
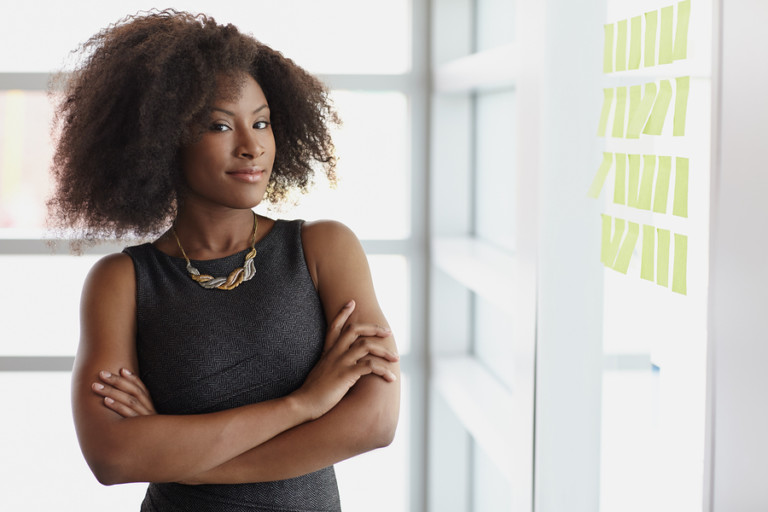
[474,89,515,252]
[0,90,55,233]
[368,255,411,356]
[268,90,410,240]
[475,0,516,51]
[0,254,97,356]
[0,1,410,74]
[473,294,514,391]
[472,440,513,512]
[0,372,148,510]
[337,372,410,511]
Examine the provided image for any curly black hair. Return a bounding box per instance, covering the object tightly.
[48,9,339,242]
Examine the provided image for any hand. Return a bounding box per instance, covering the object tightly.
[91,368,157,418]
[291,300,399,420]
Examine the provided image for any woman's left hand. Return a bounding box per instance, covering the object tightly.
[91,368,157,418]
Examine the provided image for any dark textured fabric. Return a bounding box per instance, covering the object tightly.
[123,219,340,512]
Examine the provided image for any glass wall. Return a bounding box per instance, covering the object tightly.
[0,2,417,511]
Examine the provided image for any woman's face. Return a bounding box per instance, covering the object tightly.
[179,74,276,211]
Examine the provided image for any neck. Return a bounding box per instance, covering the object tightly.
[171,207,256,258]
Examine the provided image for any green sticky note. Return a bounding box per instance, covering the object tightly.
[614,221,639,274]
[657,228,671,287]
[643,80,672,135]
[674,76,690,136]
[673,157,689,217]
[598,88,614,137]
[626,82,657,138]
[672,233,688,295]
[588,152,613,198]
[601,214,625,266]
[653,156,672,213]
[604,24,615,73]
[613,153,627,204]
[674,0,691,60]
[612,86,627,138]
[638,154,656,210]
[627,154,641,207]
[645,11,658,67]
[641,224,655,281]
[616,19,628,71]
[629,16,642,69]
[628,85,641,126]
[659,6,674,64]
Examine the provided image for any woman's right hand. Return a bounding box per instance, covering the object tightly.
[291,300,399,420]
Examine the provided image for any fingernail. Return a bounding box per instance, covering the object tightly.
[345,300,355,308]
[100,370,112,378]
[122,368,132,376]
[105,397,114,404]
[92,383,104,390]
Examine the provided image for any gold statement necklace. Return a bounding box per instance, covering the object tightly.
[172,212,259,290]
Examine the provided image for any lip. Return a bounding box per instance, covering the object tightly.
[226,168,266,183]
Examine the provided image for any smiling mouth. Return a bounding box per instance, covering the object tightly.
[227,169,265,183]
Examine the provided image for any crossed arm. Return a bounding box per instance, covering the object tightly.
[71,220,400,485]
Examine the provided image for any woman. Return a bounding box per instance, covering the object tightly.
[50,10,400,511]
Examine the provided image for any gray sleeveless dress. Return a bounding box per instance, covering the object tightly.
[123,219,341,512]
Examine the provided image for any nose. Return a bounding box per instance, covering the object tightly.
[236,130,264,159]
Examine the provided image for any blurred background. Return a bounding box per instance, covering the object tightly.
[1,0,766,511]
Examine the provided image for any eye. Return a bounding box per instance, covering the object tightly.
[209,122,231,132]
[254,121,271,130]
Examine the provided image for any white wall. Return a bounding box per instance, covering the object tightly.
[708,0,768,510]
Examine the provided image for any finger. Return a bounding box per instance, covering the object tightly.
[330,324,392,354]
[98,370,154,411]
[324,300,356,351]
[91,381,154,416]
[347,337,399,362]
[102,396,141,418]
[120,368,151,396]
[354,356,398,383]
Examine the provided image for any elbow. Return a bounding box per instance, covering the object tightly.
[90,460,127,486]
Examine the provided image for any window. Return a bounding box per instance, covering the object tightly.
[0,2,419,511]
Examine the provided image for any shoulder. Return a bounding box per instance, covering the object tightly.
[82,252,136,299]
[300,220,367,288]
[301,219,360,249]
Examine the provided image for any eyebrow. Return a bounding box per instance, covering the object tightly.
[211,104,269,117]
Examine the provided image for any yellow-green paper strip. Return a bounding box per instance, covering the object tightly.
[626,82,657,138]
[629,16,642,70]
[613,221,639,274]
[628,85,641,131]
[674,76,690,136]
[672,233,688,295]
[674,0,691,61]
[645,10,658,67]
[601,214,625,266]
[653,156,672,213]
[638,154,656,210]
[615,19,627,72]
[659,6,674,64]
[597,88,614,137]
[657,228,671,287]
[644,80,672,135]
[673,157,689,217]
[627,154,641,207]
[641,224,655,281]
[612,86,627,138]
[604,24,615,73]
[588,152,613,198]
[613,153,626,204]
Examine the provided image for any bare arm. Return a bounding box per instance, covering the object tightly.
[181,220,401,483]
[71,251,396,485]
